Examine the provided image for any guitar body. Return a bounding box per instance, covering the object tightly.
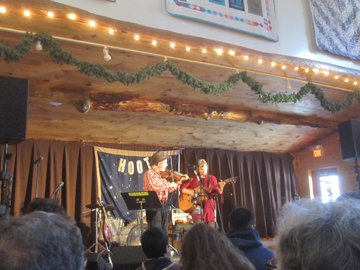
[178,187,209,213]
[178,177,237,214]
[179,192,195,213]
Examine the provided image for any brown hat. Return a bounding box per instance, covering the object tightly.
[151,150,169,166]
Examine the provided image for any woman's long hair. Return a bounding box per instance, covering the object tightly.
[180,223,255,270]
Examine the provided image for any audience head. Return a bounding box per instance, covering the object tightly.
[336,190,360,201]
[180,223,255,270]
[140,227,169,258]
[23,198,66,216]
[229,207,256,230]
[0,211,84,270]
[276,198,360,270]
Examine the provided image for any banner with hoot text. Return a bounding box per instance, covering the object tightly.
[94,147,180,222]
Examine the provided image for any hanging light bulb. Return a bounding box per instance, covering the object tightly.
[35,41,43,51]
[103,47,111,61]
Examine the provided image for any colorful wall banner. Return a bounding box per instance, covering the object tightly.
[165,0,278,41]
[309,0,360,60]
[94,147,180,222]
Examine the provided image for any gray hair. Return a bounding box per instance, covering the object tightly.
[276,198,360,270]
[0,211,85,270]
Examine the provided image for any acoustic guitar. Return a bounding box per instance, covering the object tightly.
[178,177,237,213]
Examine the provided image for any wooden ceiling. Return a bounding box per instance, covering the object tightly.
[0,0,359,153]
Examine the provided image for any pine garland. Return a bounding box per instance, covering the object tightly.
[1,32,359,113]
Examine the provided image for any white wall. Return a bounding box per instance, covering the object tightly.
[52,0,360,71]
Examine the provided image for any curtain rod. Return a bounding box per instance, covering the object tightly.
[0,26,354,93]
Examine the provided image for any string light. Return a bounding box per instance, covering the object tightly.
[3,5,359,86]
[68,13,76,20]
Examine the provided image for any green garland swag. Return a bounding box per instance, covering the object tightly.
[1,32,359,113]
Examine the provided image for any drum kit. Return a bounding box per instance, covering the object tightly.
[83,203,147,249]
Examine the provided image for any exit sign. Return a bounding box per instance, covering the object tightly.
[312,146,323,158]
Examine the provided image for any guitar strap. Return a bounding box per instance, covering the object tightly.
[207,174,210,187]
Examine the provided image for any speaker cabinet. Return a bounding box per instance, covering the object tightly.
[0,76,29,144]
[112,246,147,270]
[85,253,110,270]
[338,119,360,161]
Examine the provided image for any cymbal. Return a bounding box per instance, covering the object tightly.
[85,203,116,211]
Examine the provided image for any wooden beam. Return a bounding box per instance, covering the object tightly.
[90,93,337,128]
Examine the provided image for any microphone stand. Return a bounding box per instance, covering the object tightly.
[193,169,206,224]
[34,158,42,198]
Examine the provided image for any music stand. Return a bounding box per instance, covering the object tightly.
[121,191,161,235]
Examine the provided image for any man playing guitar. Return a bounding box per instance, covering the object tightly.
[181,159,225,228]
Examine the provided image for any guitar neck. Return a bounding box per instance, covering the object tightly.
[204,177,235,192]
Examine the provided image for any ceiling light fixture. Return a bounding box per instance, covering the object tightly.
[47,11,54,17]
[103,47,111,61]
[0,6,5,13]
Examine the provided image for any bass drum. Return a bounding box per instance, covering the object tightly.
[119,224,148,246]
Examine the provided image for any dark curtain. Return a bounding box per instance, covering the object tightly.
[0,140,297,245]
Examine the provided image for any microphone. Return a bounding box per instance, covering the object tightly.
[33,156,43,164]
[52,182,64,194]
[187,164,196,169]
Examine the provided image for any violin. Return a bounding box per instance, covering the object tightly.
[160,169,191,182]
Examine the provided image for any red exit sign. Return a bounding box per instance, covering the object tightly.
[312,146,323,158]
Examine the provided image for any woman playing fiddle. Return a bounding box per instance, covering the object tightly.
[180,159,225,228]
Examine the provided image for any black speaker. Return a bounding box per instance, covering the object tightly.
[0,75,29,145]
[112,246,147,270]
[338,119,360,161]
[85,253,110,270]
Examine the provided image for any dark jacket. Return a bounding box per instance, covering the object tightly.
[227,228,275,270]
[135,257,180,270]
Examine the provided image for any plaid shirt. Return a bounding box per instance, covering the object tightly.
[143,168,179,202]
